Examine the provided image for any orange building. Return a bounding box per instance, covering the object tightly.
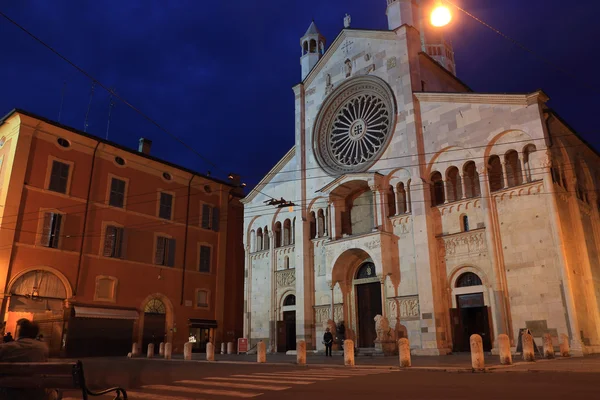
[0,109,245,357]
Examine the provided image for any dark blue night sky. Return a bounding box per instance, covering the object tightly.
[1,0,598,187]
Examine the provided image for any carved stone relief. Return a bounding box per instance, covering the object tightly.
[386,57,397,70]
[439,231,487,258]
[386,296,419,321]
[314,304,343,324]
[276,269,296,288]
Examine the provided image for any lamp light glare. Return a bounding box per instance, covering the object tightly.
[431,4,452,27]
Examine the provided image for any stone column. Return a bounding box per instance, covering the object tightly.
[501,161,509,188]
[159,342,165,357]
[227,342,235,355]
[315,211,320,238]
[443,180,449,204]
[147,343,154,358]
[244,246,252,340]
[325,207,329,237]
[459,174,467,199]
[470,334,484,370]
[257,341,266,363]
[329,201,338,240]
[520,158,528,183]
[398,338,411,367]
[164,343,172,360]
[371,186,380,228]
[498,334,512,365]
[478,162,510,340]
[344,339,355,366]
[184,342,192,361]
[330,282,335,320]
[406,182,411,213]
[394,185,401,215]
[297,340,306,365]
[379,275,387,318]
[206,342,215,361]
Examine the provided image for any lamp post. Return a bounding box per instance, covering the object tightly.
[431,0,452,27]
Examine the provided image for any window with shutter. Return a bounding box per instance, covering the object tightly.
[196,290,209,308]
[159,193,173,220]
[155,236,166,265]
[48,161,70,194]
[41,212,62,248]
[103,226,124,257]
[199,245,211,273]
[201,204,211,229]
[109,178,126,208]
[167,238,176,267]
[211,207,220,232]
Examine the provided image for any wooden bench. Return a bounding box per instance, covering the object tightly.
[0,360,127,399]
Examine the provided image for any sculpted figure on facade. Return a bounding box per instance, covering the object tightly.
[374,314,393,342]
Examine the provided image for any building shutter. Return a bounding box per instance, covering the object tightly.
[159,193,173,220]
[212,207,220,232]
[167,238,176,267]
[49,213,62,248]
[119,228,127,259]
[201,204,211,229]
[49,161,69,193]
[103,226,116,257]
[40,212,53,246]
[109,178,126,208]
[199,246,211,273]
[155,237,166,265]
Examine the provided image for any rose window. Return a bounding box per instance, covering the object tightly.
[313,76,396,175]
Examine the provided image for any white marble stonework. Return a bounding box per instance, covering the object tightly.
[242,1,600,356]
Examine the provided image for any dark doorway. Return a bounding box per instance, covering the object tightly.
[142,298,166,355]
[190,328,210,353]
[451,293,492,352]
[356,282,382,348]
[284,311,296,351]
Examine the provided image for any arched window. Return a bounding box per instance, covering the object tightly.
[488,155,504,192]
[456,272,482,288]
[283,219,291,246]
[446,167,462,202]
[317,209,325,237]
[144,298,166,314]
[463,161,480,198]
[430,171,445,206]
[256,228,263,251]
[309,211,317,239]
[387,185,396,216]
[356,262,376,279]
[523,144,536,182]
[397,182,407,214]
[263,227,270,250]
[284,256,290,269]
[309,39,317,53]
[284,294,296,306]
[274,221,282,248]
[292,217,296,244]
[407,179,412,213]
[505,150,523,187]
[303,41,308,55]
[461,215,470,232]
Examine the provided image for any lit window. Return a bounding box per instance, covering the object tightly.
[41,212,62,248]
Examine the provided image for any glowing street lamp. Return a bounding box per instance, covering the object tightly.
[431,1,452,27]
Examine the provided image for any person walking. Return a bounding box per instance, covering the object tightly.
[323,328,334,357]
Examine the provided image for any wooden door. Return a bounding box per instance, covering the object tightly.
[450,308,464,352]
[276,321,287,353]
[283,311,296,351]
[356,282,382,348]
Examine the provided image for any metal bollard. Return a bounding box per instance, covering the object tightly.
[257,341,266,363]
[206,342,215,361]
[344,339,355,366]
[398,338,411,368]
[498,334,512,365]
[470,334,484,370]
[297,340,306,365]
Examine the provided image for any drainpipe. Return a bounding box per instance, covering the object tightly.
[74,141,100,296]
[181,174,196,305]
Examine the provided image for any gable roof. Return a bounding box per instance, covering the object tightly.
[241,146,296,204]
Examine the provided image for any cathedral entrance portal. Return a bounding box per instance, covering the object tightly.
[355,263,381,348]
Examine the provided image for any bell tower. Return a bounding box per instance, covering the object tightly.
[386,0,419,30]
[300,21,326,80]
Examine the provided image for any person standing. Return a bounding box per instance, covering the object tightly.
[2,332,13,343]
[323,328,334,357]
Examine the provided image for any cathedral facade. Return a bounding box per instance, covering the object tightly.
[242,0,600,356]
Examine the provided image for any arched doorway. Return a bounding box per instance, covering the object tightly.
[6,268,70,356]
[354,262,381,348]
[278,294,296,352]
[142,298,166,355]
[450,272,492,352]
